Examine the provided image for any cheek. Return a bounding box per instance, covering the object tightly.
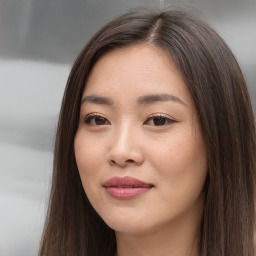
[75,129,104,167]
[74,132,103,192]
[147,127,207,198]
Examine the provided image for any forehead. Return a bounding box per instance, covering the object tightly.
[83,44,191,105]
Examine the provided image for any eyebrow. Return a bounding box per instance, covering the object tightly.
[137,94,186,106]
[81,93,186,106]
[81,95,113,105]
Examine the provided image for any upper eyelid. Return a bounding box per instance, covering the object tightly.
[84,113,107,118]
[145,115,175,123]
[146,113,176,121]
[83,113,177,123]
[84,113,175,118]
[84,113,173,118]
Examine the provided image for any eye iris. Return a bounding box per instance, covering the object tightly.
[95,116,106,125]
[153,116,166,126]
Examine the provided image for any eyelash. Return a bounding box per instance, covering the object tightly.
[84,114,176,127]
[84,114,110,126]
[144,114,176,126]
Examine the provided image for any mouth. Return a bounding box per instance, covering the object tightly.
[103,176,154,200]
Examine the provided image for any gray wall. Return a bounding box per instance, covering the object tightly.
[0,1,255,255]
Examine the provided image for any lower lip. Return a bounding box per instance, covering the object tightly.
[105,187,152,200]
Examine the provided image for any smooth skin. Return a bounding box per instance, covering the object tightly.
[74,44,208,256]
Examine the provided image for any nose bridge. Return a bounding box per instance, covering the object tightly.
[107,119,143,166]
[112,120,135,153]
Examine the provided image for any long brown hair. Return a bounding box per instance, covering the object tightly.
[39,8,256,256]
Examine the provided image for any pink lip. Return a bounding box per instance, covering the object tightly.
[103,176,153,200]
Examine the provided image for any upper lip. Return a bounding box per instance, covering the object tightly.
[103,176,154,188]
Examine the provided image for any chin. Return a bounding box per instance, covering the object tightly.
[110,223,151,235]
[102,213,159,236]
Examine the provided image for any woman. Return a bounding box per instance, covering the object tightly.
[39,8,256,256]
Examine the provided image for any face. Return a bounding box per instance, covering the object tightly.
[74,44,207,236]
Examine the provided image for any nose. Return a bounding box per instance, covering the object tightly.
[106,125,144,168]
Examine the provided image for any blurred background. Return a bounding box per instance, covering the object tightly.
[0,0,255,255]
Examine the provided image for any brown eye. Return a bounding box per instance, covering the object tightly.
[153,116,166,126]
[84,115,110,126]
[144,115,175,126]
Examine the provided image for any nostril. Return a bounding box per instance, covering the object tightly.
[109,159,134,167]
[110,160,116,165]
